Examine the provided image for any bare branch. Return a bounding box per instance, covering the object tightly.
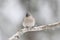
[31,22,60,31]
[8,28,29,40]
[9,22,60,40]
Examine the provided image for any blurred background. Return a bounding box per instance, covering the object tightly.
[0,0,60,40]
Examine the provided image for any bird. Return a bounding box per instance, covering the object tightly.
[23,12,35,30]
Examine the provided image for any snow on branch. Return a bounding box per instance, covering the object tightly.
[9,22,60,40]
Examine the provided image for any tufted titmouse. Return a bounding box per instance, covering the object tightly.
[23,12,35,29]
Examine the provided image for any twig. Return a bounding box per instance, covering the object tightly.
[9,22,60,40]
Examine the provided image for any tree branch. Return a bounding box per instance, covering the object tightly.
[9,22,60,40]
